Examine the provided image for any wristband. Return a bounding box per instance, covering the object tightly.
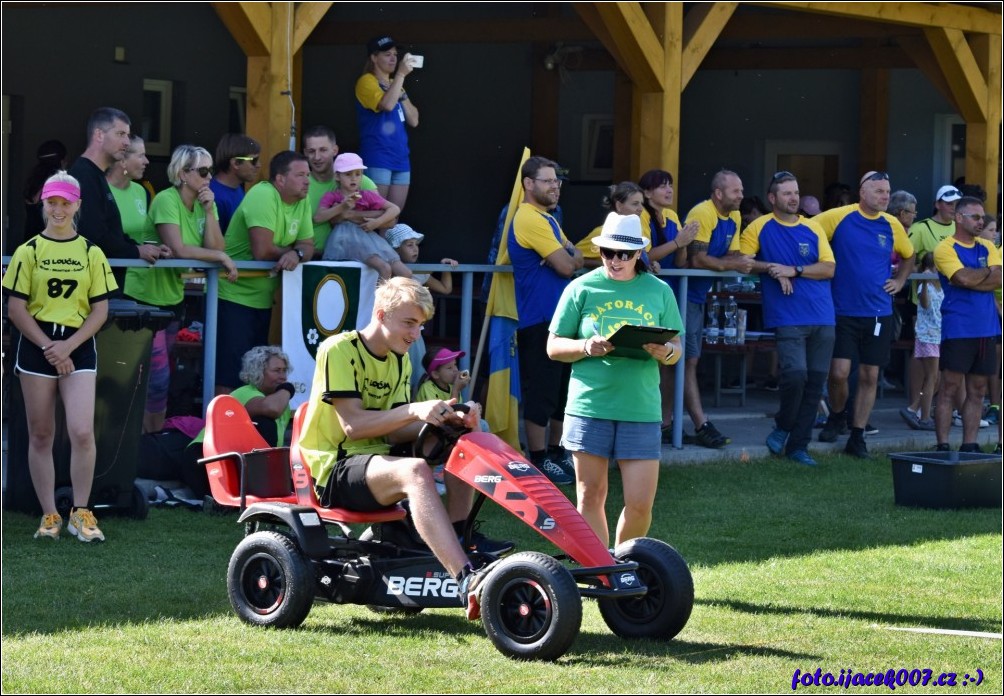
[583,339,590,357]
[276,382,296,399]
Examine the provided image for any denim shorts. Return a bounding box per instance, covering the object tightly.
[366,167,411,186]
[561,414,662,461]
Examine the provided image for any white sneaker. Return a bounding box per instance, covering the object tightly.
[952,410,990,428]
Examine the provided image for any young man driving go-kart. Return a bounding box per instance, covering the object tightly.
[297,277,512,619]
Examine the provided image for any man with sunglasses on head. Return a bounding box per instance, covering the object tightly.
[932,196,1002,453]
[210,133,262,234]
[741,172,835,467]
[508,156,584,485]
[302,125,380,257]
[69,107,166,286]
[216,151,314,395]
[812,171,915,458]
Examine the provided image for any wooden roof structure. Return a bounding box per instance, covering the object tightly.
[213,2,1002,211]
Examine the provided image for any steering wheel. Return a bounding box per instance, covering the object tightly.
[413,403,471,467]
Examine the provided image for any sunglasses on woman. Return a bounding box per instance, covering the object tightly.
[187,166,213,178]
[599,247,637,261]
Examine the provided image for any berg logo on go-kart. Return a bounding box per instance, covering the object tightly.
[385,574,460,598]
[474,474,503,483]
[506,461,535,476]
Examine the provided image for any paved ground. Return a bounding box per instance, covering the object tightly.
[658,386,1001,465]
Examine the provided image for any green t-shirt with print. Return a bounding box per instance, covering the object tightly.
[220,182,314,309]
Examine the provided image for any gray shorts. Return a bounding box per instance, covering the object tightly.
[685,301,705,359]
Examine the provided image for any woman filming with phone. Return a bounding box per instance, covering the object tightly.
[356,35,420,213]
[547,213,683,549]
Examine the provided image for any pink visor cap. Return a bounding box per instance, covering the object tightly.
[427,348,465,374]
[41,180,81,203]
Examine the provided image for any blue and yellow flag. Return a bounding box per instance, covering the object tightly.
[484,147,530,449]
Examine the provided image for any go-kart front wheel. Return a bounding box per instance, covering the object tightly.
[480,551,582,662]
[228,531,314,628]
[598,537,693,640]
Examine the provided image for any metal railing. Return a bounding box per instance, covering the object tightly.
[2,255,938,451]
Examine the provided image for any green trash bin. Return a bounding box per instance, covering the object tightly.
[3,299,174,519]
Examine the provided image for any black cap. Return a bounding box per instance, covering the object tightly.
[367,36,396,54]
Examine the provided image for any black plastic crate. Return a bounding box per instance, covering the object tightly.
[889,451,1002,509]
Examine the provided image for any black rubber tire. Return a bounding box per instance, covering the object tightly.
[598,537,694,640]
[480,551,582,661]
[227,531,314,628]
[54,486,74,518]
[130,482,149,520]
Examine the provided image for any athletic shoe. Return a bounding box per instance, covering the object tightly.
[67,508,105,543]
[459,560,499,621]
[984,406,1000,426]
[547,446,576,477]
[819,411,847,443]
[34,513,62,540]
[765,428,789,456]
[844,434,870,459]
[660,424,674,444]
[864,423,879,436]
[934,442,951,452]
[535,457,574,486]
[461,522,515,556]
[953,410,990,428]
[995,443,1002,455]
[762,377,780,392]
[787,449,818,467]
[695,421,729,449]
[899,407,922,430]
[958,443,983,453]
[915,418,936,431]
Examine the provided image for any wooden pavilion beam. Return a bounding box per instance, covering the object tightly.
[681,2,737,90]
[591,1,664,92]
[923,26,988,122]
[752,2,1002,35]
[212,1,270,56]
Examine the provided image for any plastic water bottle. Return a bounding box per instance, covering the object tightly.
[724,295,738,345]
[706,297,721,344]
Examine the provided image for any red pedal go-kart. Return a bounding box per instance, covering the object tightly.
[200,394,694,662]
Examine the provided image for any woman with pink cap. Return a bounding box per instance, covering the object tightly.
[2,172,118,543]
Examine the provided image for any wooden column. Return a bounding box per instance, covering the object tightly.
[858,66,889,174]
[966,33,1001,215]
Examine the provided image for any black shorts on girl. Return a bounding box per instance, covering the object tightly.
[14,325,96,378]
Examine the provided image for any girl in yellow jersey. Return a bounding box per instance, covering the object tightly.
[2,172,117,542]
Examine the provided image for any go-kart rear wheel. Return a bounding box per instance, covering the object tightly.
[598,537,693,640]
[480,551,581,661]
[227,531,314,628]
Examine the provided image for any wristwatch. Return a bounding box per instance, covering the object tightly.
[294,248,305,261]
[794,265,804,277]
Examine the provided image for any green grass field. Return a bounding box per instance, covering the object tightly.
[3,450,1001,693]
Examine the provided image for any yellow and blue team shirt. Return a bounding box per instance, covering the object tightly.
[933,236,1002,340]
[811,204,914,317]
[2,234,117,327]
[683,199,741,305]
[740,214,835,328]
[509,203,573,328]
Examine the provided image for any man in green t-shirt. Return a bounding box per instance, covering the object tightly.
[302,125,378,256]
[215,151,314,394]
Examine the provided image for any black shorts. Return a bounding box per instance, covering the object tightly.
[832,315,894,367]
[14,325,96,378]
[215,300,272,389]
[517,322,570,427]
[940,337,1000,376]
[316,454,383,511]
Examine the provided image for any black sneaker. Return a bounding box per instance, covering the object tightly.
[844,435,869,459]
[958,442,983,453]
[462,522,515,556]
[548,446,576,477]
[864,423,879,436]
[762,377,780,392]
[934,442,951,452]
[695,421,729,449]
[819,411,847,443]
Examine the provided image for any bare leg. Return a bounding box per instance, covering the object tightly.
[59,372,98,508]
[935,370,963,444]
[443,469,474,523]
[850,364,879,429]
[525,420,546,453]
[683,357,707,428]
[386,184,409,214]
[390,260,413,279]
[827,358,852,414]
[659,363,675,427]
[365,456,469,577]
[962,374,989,443]
[547,417,563,448]
[365,255,392,280]
[614,458,659,546]
[906,356,924,411]
[573,451,610,548]
[20,374,60,515]
[918,357,940,421]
